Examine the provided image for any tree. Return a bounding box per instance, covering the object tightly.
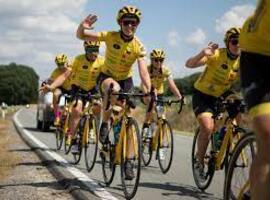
[0,63,39,105]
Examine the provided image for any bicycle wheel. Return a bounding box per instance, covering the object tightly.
[55,127,64,150]
[191,128,215,191]
[121,117,141,200]
[85,116,99,172]
[141,124,153,166]
[72,119,84,164]
[224,132,256,200]
[101,142,116,186]
[157,119,174,174]
[223,127,248,174]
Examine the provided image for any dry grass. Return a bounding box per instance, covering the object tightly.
[132,98,252,136]
[0,116,20,180]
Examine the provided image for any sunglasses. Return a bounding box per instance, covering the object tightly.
[230,38,239,46]
[85,47,99,53]
[57,63,65,67]
[122,19,138,27]
[153,58,164,63]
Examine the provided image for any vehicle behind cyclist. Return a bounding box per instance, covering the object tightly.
[40,41,104,153]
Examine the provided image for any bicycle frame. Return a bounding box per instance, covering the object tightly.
[113,105,138,164]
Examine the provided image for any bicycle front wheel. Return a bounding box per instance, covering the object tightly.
[157,119,174,174]
[141,124,153,166]
[191,128,215,191]
[55,127,64,150]
[121,117,141,200]
[224,132,256,200]
[85,116,99,172]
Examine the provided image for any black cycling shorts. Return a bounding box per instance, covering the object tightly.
[240,51,270,110]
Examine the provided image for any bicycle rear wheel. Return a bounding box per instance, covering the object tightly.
[224,132,256,200]
[191,128,215,191]
[141,124,153,166]
[101,142,116,186]
[121,117,141,200]
[85,116,99,172]
[157,119,174,174]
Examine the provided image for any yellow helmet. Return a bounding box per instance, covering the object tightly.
[55,54,68,66]
[117,5,141,24]
[150,49,166,59]
[83,41,101,48]
[224,27,241,45]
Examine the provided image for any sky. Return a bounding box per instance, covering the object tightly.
[0,0,256,85]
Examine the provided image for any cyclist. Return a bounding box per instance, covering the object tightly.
[76,5,151,180]
[141,49,182,158]
[40,41,104,153]
[185,27,241,181]
[239,1,270,199]
[48,54,72,126]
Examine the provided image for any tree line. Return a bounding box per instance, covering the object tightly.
[0,63,39,105]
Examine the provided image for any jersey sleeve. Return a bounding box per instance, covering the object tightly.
[164,67,173,79]
[136,39,147,59]
[96,31,111,42]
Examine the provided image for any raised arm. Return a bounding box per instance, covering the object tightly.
[76,14,99,41]
[185,42,218,68]
[138,58,151,93]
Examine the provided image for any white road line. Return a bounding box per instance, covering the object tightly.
[14,110,118,200]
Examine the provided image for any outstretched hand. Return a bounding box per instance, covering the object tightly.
[38,84,52,94]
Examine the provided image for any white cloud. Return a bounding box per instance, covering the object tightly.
[186,28,206,46]
[167,31,181,47]
[0,0,87,80]
[215,4,255,33]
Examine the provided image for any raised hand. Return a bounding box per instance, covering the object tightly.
[202,42,219,57]
[81,14,98,29]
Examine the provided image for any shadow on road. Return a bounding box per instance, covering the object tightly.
[140,181,221,200]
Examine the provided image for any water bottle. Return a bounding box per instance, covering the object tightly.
[213,131,221,150]
[113,120,122,144]
[219,127,226,144]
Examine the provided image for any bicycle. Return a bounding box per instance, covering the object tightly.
[100,84,145,200]
[141,96,184,173]
[55,93,72,151]
[65,91,100,172]
[191,97,247,191]
[223,131,256,200]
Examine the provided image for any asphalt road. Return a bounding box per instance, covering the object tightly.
[15,108,224,200]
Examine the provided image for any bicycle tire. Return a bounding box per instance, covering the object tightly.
[141,124,153,166]
[85,116,99,172]
[101,142,116,186]
[157,119,174,174]
[191,128,215,191]
[224,132,256,200]
[121,117,141,200]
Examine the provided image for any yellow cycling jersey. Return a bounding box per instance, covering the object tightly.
[50,67,72,90]
[194,48,239,97]
[71,55,104,91]
[96,31,146,81]
[240,0,270,57]
[148,65,172,95]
